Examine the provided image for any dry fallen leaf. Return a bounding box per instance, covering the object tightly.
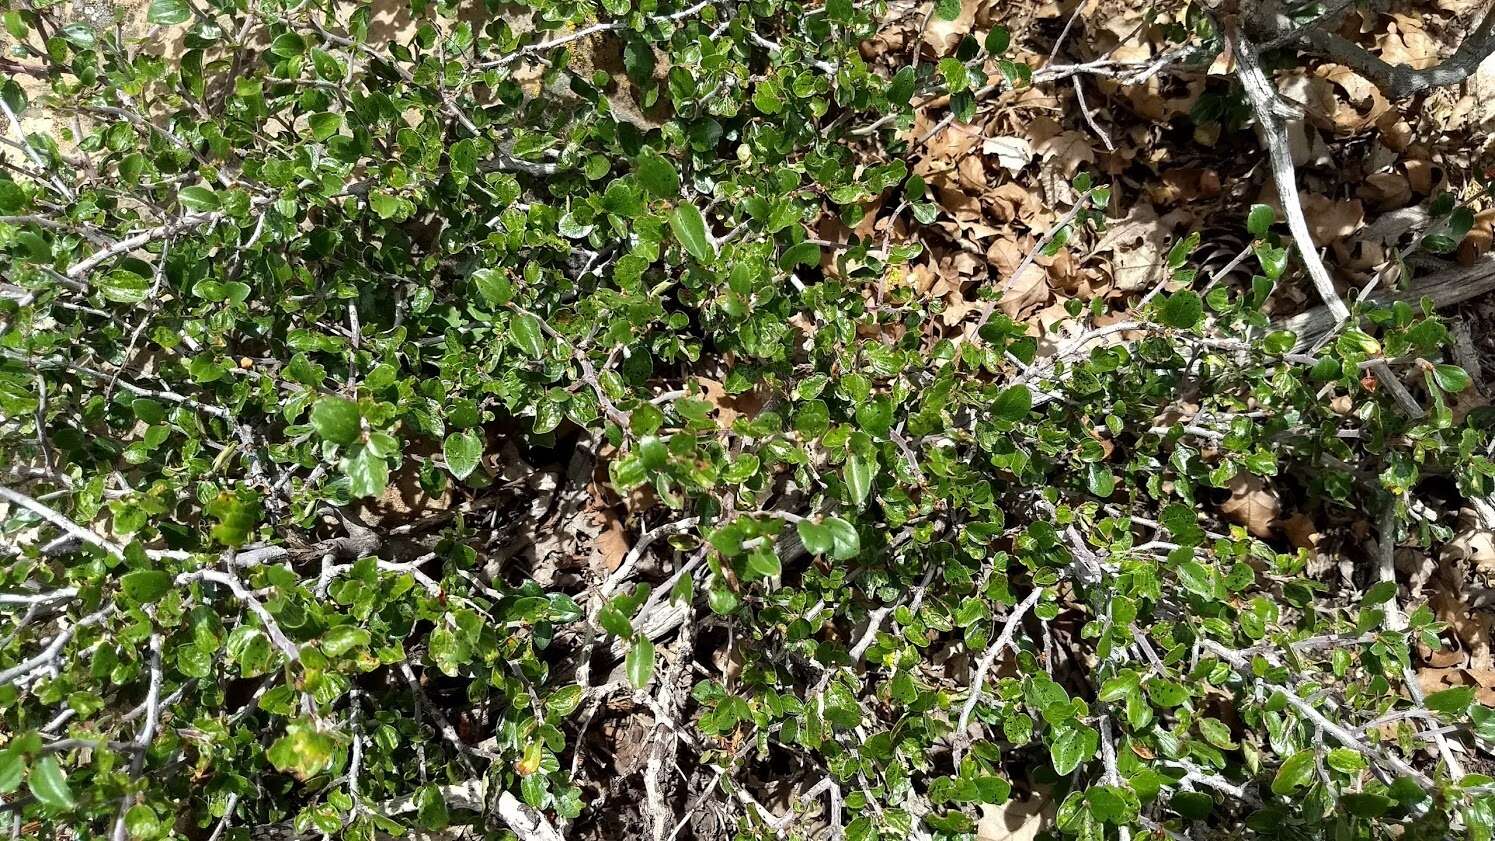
[1300,195,1365,242]
[1031,128,1096,176]
[1280,512,1322,552]
[922,0,976,56]
[1220,473,1280,538]
[984,136,1035,176]
[593,509,631,573]
[977,795,1053,841]
[1091,202,1171,291]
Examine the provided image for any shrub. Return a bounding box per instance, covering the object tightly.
[1,1,1493,840]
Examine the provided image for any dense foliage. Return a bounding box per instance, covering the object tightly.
[2,0,1494,839]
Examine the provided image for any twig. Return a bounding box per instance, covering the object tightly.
[1274,257,1495,351]
[110,631,162,841]
[954,587,1045,755]
[496,791,566,841]
[64,207,240,281]
[1377,500,1464,778]
[1201,638,1433,789]
[1071,75,1114,151]
[0,97,72,201]
[1231,30,1423,418]
[0,484,126,558]
[178,570,302,664]
[973,191,1094,332]
[1297,8,1495,99]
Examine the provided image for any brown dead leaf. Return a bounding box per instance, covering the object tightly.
[1427,648,1468,668]
[1220,473,1280,538]
[984,136,1034,176]
[1360,171,1413,210]
[1300,195,1365,242]
[693,377,767,430]
[1091,202,1171,291]
[998,263,1050,320]
[1379,14,1440,70]
[977,795,1053,841]
[1457,208,1495,263]
[922,0,976,56]
[1031,128,1095,177]
[593,509,631,573]
[1281,512,1322,552]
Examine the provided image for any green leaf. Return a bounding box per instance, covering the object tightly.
[311,48,344,80]
[1172,790,1214,820]
[1198,717,1237,749]
[1167,232,1199,269]
[369,192,400,219]
[443,430,483,480]
[1175,560,1213,598]
[1362,580,1398,605]
[450,139,479,177]
[1431,363,1472,393]
[178,185,220,212]
[1247,203,1275,237]
[934,0,961,20]
[992,384,1032,422]
[1098,672,1138,702]
[669,203,715,263]
[779,241,821,271]
[270,32,306,58]
[985,25,1011,54]
[322,625,371,657]
[125,804,161,839]
[1049,724,1098,776]
[546,685,585,719]
[938,57,968,91]
[626,635,655,689]
[146,0,190,25]
[121,569,172,603]
[1340,792,1394,818]
[637,150,680,198]
[797,520,834,555]
[599,604,633,638]
[1146,679,1189,708]
[1425,685,1476,716]
[0,746,21,794]
[752,82,783,115]
[1255,243,1289,280]
[4,10,26,40]
[746,546,781,579]
[1326,748,1366,773]
[267,720,335,780]
[97,269,150,305]
[472,268,513,308]
[888,67,916,106]
[207,491,261,547]
[307,112,342,141]
[1271,749,1317,796]
[310,396,361,445]
[1159,290,1203,329]
[510,312,547,358]
[845,455,876,506]
[27,756,75,811]
[823,517,860,560]
[1084,463,1115,497]
[343,444,390,498]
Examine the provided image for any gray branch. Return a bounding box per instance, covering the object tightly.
[1299,7,1495,99]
